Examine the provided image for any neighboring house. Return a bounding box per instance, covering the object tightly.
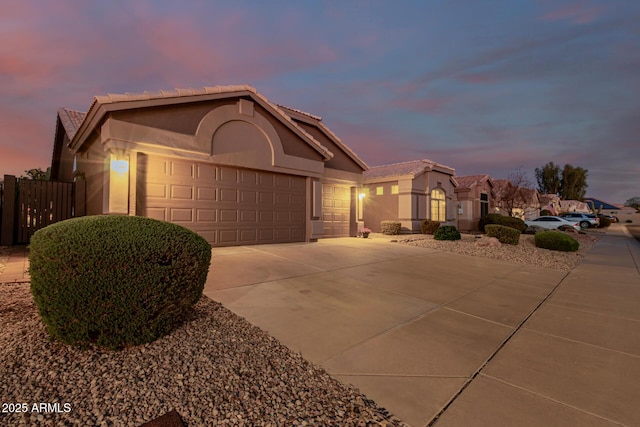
[493,179,540,220]
[50,85,368,247]
[540,194,590,215]
[583,197,635,216]
[362,159,457,233]
[454,174,494,231]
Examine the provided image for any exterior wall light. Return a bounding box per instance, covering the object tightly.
[111,158,129,174]
[358,192,366,200]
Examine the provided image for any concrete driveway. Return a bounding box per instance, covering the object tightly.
[204,230,640,427]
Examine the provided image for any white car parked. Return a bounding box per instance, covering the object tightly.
[525,216,581,231]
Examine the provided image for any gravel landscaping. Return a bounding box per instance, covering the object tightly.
[370,230,600,271]
[0,281,406,426]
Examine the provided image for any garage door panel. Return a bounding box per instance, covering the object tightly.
[240,230,257,242]
[259,229,274,241]
[197,164,216,180]
[140,157,306,246]
[219,167,238,182]
[170,208,193,222]
[240,191,257,203]
[219,230,238,244]
[171,185,193,200]
[240,170,258,185]
[171,162,194,178]
[219,210,238,222]
[197,209,216,222]
[260,211,274,222]
[146,208,167,221]
[321,182,352,238]
[219,189,238,202]
[240,211,257,222]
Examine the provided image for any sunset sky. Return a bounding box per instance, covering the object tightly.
[1,0,638,203]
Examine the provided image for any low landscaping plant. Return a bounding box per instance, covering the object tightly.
[485,224,520,245]
[626,219,633,224]
[534,230,579,252]
[478,213,526,233]
[597,216,612,228]
[421,220,440,235]
[29,215,212,350]
[540,209,552,216]
[380,220,402,235]
[434,225,461,241]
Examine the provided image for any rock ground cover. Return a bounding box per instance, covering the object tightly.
[0,282,406,426]
[372,231,599,271]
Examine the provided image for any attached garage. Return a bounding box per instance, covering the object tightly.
[138,156,306,246]
[51,85,368,247]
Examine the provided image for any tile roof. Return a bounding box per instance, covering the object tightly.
[455,174,491,189]
[69,85,335,160]
[364,159,455,180]
[277,105,368,170]
[57,108,86,140]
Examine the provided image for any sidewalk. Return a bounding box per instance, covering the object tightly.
[0,245,30,283]
[433,223,640,426]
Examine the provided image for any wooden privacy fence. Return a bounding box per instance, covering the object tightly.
[0,175,86,245]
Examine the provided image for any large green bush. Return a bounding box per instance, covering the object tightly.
[29,215,212,350]
[380,220,402,235]
[479,213,526,233]
[434,225,461,241]
[421,220,440,235]
[485,224,521,245]
[534,230,579,252]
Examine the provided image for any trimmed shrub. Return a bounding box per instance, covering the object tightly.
[380,220,402,235]
[29,215,212,350]
[479,213,526,233]
[485,224,521,245]
[540,209,552,216]
[626,219,633,223]
[534,230,579,252]
[421,220,440,235]
[434,225,461,241]
[597,215,612,228]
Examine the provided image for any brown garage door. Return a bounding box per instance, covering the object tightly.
[138,156,306,246]
[321,182,352,238]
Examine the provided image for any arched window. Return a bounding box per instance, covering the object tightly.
[431,188,446,221]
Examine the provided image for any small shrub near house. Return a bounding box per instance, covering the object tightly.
[597,216,612,228]
[485,224,521,245]
[380,220,402,235]
[479,213,526,233]
[540,209,552,216]
[434,225,461,241]
[534,230,579,252]
[29,215,212,350]
[421,220,440,235]
[626,219,633,223]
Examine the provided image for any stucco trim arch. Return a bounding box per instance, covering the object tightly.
[196,103,284,168]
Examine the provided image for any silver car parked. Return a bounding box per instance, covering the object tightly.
[525,216,581,231]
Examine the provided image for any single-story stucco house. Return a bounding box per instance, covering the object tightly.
[454,174,494,231]
[50,85,368,247]
[362,159,457,233]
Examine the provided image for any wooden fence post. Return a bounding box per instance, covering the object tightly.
[1,175,16,246]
